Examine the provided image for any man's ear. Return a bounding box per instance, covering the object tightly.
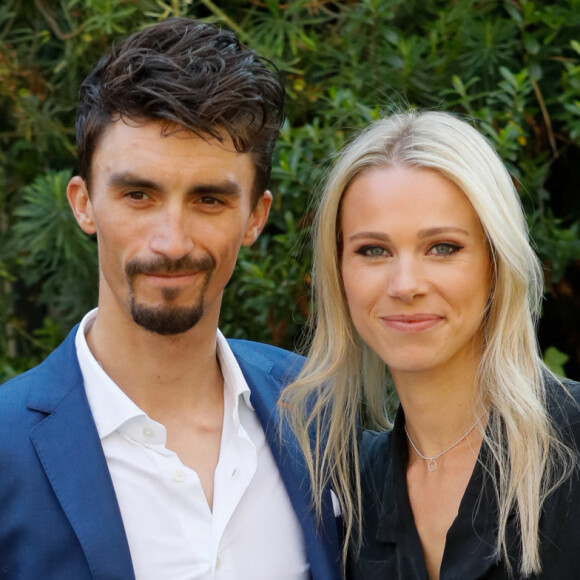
[67,176,96,235]
[242,190,273,247]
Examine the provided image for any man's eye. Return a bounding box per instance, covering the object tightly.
[356,245,388,257]
[126,191,149,201]
[429,243,462,256]
[200,196,223,206]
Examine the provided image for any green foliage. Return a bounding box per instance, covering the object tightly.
[8,169,99,315]
[1,0,580,379]
[544,346,570,376]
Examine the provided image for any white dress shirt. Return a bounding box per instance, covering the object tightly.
[75,309,309,579]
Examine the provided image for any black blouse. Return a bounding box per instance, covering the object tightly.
[347,378,580,579]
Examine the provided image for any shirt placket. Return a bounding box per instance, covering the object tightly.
[210,394,257,577]
[123,415,214,579]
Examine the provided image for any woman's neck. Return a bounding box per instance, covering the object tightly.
[392,360,487,457]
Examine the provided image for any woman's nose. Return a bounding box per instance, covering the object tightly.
[386,257,427,303]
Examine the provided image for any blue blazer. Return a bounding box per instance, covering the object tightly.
[0,328,341,579]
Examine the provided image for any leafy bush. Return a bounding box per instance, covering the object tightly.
[1,0,579,381]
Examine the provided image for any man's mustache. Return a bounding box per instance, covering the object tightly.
[125,254,216,279]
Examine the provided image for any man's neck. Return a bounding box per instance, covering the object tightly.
[85,304,223,420]
[85,301,227,509]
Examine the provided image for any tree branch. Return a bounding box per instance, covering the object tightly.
[34,0,84,41]
[198,0,249,44]
[531,79,558,158]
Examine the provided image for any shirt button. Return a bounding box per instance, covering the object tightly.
[215,557,221,570]
[142,426,154,438]
[173,469,186,482]
[231,467,240,480]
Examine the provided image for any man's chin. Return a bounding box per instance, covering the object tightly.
[130,302,204,336]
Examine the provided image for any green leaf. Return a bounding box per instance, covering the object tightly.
[543,347,569,377]
[523,35,540,55]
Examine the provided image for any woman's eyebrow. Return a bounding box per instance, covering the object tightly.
[347,231,392,243]
[347,226,470,243]
[417,226,470,239]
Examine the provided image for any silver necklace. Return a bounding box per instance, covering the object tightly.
[405,410,487,472]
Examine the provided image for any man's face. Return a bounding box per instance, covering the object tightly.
[68,120,271,336]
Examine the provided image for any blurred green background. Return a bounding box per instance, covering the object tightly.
[1,0,579,381]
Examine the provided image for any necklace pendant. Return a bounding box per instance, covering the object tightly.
[404,408,487,474]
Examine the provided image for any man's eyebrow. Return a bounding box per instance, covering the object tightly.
[188,181,241,196]
[108,172,162,191]
[107,172,242,196]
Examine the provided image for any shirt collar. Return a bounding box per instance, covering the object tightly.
[76,308,254,441]
[76,309,145,439]
[375,405,411,542]
[216,329,253,414]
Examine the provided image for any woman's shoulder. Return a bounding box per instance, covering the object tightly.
[545,375,580,408]
[359,429,393,478]
[545,375,580,441]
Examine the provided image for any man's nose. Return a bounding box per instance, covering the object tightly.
[149,206,194,260]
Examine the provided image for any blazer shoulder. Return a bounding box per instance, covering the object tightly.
[0,354,58,405]
[0,326,80,415]
[228,339,305,382]
[0,366,37,414]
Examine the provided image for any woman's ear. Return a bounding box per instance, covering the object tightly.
[67,176,96,234]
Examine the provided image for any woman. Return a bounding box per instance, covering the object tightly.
[281,111,580,579]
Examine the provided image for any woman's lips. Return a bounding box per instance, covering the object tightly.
[380,314,444,333]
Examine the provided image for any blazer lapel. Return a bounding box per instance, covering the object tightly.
[231,342,342,580]
[28,329,135,580]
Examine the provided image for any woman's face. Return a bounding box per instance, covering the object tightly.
[340,166,491,381]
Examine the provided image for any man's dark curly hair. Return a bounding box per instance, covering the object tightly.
[76,17,285,203]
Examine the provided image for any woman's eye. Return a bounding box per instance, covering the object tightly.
[357,245,388,257]
[429,243,462,256]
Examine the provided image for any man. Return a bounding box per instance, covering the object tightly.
[0,18,341,579]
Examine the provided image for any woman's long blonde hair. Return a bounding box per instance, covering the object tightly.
[280,110,575,575]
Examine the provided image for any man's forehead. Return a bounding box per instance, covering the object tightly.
[90,119,257,195]
[97,117,239,148]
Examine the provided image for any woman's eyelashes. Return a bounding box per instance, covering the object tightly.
[355,245,390,258]
[428,242,463,256]
[354,242,464,258]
